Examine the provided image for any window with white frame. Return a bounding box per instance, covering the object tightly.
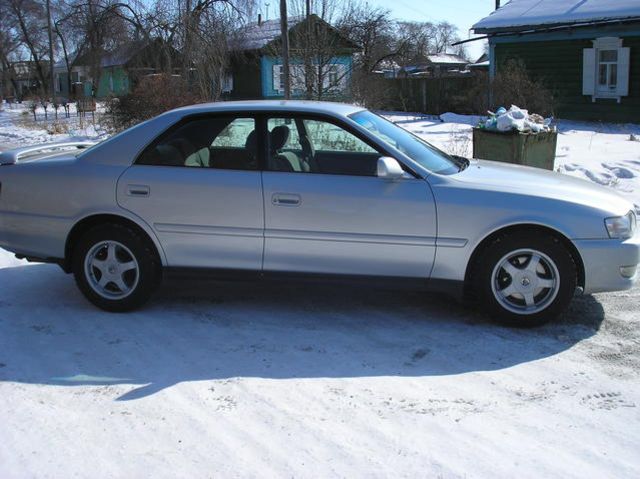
[582,37,630,102]
[327,65,339,87]
[221,72,233,93]
[273,64,284,92]
[273,63,347,94]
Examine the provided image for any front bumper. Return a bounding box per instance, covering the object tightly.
[574,233,640,294]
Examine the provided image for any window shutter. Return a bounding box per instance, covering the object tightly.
[273,64,282,92]
[338,64,348,90]
[582,48,596,96]
[291,65,305,92]
[618,47,630,97]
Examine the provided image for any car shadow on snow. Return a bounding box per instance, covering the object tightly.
[0,263,605,401]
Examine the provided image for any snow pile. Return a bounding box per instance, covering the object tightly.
[478,105,554,133]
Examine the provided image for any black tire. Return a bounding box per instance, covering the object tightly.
[72,223,161,312]
[472,231,577,327]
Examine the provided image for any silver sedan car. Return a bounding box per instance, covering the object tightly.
[0,101,638,326]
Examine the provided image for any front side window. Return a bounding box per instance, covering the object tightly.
[266,116,381,176]
[137,116,257,170]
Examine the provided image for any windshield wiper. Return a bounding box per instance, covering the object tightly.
[451,155,470,172]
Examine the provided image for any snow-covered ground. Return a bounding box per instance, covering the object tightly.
[1,103,639,478]
[1,249,639,478]
[0,102,108,150]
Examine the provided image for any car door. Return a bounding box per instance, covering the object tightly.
[116,114,264,270]
[261,115,437,278]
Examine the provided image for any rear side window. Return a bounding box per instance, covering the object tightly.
[137,116,257,170]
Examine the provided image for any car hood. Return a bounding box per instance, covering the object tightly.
[450,159,634,216]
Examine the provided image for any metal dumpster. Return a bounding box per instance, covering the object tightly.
[472,128,558,170]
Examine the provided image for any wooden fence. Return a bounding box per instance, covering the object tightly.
[380,75,488,115]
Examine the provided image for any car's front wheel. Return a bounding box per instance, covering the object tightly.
[72,224,161,311]
[474,232,577,327]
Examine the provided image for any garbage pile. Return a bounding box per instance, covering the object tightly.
[477,105,554,134]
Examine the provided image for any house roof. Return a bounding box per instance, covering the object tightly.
[53,40,168,70]
[100,41,147,67]
[233,14,360,51]
[235,17,305,50]
[425,54,467,64]
[473,0,640,33]
[468,61,489,68]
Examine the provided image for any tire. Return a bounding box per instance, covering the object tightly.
[72,223,161,312]
[472,231,577,327]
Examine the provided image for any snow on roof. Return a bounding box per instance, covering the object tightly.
[425,54,467,64]
[52,42,147,70]
[473,0,640,33]
[100,41,147,67]
[234,17,304,50]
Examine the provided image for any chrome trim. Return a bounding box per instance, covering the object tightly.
[154,223,263,238]
[265,229,436,246]
[436,237,468,248]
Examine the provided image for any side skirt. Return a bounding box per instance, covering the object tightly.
[163,267,465,299]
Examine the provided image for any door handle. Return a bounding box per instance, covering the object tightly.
[272,193,301,206]
[126,184,150,197]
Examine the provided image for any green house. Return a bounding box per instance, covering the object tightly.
[228,15,360,100]
[54,40,181,99]
[473,0,640,122]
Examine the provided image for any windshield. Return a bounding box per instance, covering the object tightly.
[350,110,460,175]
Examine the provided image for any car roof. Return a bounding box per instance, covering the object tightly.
[168,100,366,118]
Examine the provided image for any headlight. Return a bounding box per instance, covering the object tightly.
[605,211,637,239]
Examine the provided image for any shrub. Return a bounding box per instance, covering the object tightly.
[105,74,203,131]
[491,59,555,116]
[457,71,490,115]
[47,121,69,135]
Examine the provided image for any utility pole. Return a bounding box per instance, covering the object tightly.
[45,0,56,101]
[495,0,501,9]
[279,0,291,99]
[304,0,313,99]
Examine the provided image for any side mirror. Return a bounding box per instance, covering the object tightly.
[377,156,405,179]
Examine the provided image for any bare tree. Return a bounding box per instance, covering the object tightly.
[0,4,22,99]
[3,0,50,95]
[392,20,466,66]
[336,1,400,107]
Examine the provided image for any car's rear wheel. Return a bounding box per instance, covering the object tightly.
[473,232,577,327]
[73,224,161,311]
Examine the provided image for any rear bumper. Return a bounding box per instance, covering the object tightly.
[574,234,640,294]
